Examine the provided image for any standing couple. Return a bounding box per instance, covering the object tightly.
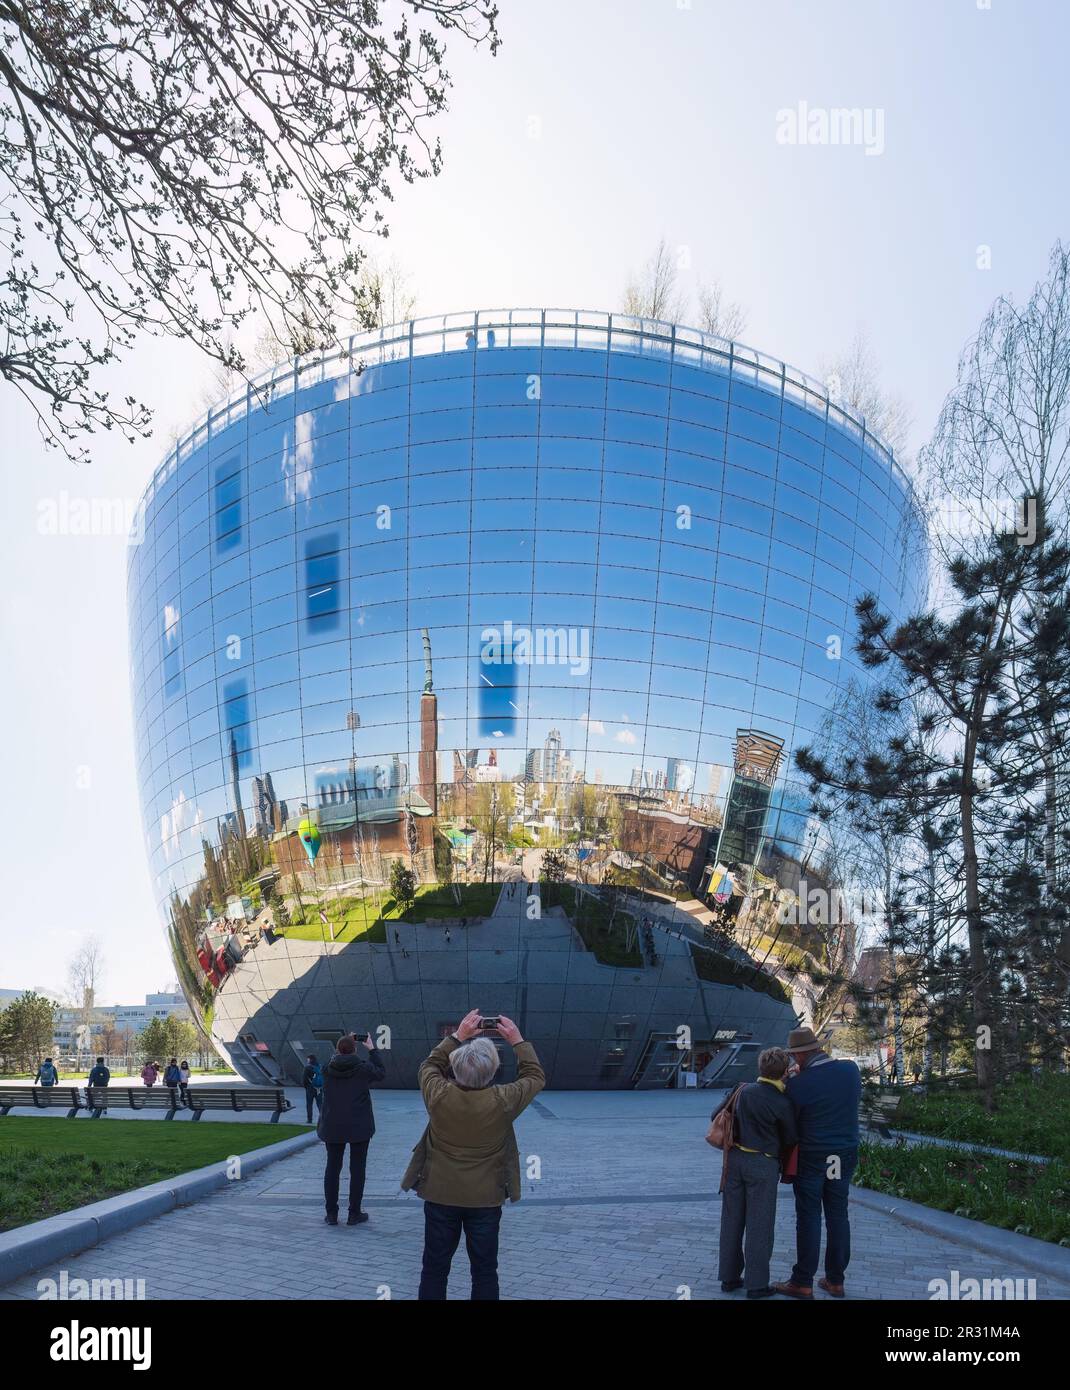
[712,1026,861,1300]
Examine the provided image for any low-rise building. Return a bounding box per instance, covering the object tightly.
[114,991,192,1032]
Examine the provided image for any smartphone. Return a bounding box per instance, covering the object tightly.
[479,1016,501,1030]
[354,1032,369,1042]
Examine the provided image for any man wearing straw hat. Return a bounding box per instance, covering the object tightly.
[774,1027,861,1301]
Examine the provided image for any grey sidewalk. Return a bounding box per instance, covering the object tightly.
[3,1090,1067,1301]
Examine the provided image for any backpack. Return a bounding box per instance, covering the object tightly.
[39,1062,57,1084]
[309,1064,324,1089]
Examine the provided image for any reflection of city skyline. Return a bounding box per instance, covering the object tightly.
[130,310,926,1087]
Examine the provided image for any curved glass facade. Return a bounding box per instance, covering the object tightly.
[128,310,926,1088]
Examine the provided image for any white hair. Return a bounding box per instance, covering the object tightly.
[450,1036,501,1089]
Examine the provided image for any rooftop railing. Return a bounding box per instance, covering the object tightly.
[137,308,914,520]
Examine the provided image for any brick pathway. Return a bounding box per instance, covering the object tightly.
[3,1091,1066,1301]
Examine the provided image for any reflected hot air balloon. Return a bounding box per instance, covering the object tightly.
[298,818,321,864]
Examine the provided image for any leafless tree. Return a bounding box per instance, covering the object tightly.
[621,238,750,348]
[198,252,420,412]
[923,241,1070,558]
[0,0,499,458]
[695,280,747,343]
[621,238,687,322]
[66,936,106,1045]
[822,328,913,459]
[359,256,419,330]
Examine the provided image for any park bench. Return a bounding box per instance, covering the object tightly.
[866,1089,904,1138]
[85,1086,181,1119]
[0,1086,83,1118]
[185,1087,292,1123]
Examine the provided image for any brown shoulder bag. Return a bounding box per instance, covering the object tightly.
[705,1082,746,1150]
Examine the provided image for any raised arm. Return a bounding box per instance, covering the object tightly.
[418,1036,460,1109]
[359,1041,386,1083]
[492,1016,545,1119]
[418,1007,483,1110]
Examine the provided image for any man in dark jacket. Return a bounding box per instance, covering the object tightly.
[715,1047,797,1299]
[301,1054,323,1124]
[318,1033,385,1226]
[775,1027,862,1300]
[87,1057,110,1088]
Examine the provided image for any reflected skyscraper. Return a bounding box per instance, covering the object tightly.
[128,310,926,1088]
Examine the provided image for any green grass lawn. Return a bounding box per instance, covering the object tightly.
[688,942,792,1003]
[543,883,643,967]
[895,1071,1070,1161]
[853,1140,1070,1247]
[0,1117,312,1233]
[282,881,502,941]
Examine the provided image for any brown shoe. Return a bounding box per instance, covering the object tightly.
[774,1280,814,1299]
[818,1278,845,1298]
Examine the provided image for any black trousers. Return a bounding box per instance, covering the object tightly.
[717,1148,780,1292]
[418,1201,502,1301]
[323,1140,370,1217]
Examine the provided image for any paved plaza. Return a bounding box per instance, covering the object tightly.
[3,1089,1067,1301]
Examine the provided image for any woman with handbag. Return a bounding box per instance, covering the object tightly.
[707,1047,798,1299]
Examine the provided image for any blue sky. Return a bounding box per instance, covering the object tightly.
[3,0,1067,1004]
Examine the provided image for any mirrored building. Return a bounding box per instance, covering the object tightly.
[128,310,927,1088]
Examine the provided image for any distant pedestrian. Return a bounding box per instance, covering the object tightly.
[178,1060,191,1106]
[141,1060,159,1087]
[394,927,401,946]
[445,927,451,945]
[87,1056,110,1089]
[34,1058,59,1087]
[319,1033,385,1225]
[302,1053,324,1123]
[163,1058,182,1092]
[460,917,467,929]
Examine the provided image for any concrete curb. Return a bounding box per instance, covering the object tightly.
[885,1129,1051,1164]
[0,1130,318,1285]
[850,1184,1070,1283]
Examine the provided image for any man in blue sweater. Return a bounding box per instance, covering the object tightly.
[775,1027,861,1300]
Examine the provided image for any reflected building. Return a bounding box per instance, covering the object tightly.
[128,310,927,1089]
